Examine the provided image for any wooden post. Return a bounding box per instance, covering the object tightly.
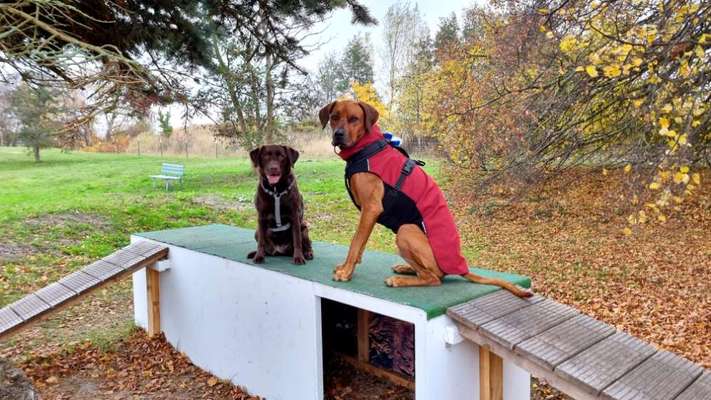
[357,309,370,362]
[480,345,503,400]
[146,267,161,338]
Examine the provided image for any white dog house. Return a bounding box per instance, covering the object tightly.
[131,224,532,400]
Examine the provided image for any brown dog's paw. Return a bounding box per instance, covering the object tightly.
[253,254,265,264]
[247,251,256,259]
[385,276,398,287]
[293,253,306,265]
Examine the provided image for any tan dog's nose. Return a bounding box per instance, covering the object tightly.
[332,127,346,146]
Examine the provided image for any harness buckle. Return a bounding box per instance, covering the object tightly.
[401,159,415,176]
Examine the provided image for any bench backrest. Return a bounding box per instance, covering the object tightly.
[161,163,185,177]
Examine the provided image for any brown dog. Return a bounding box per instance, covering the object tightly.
[320,100,531,297]
[247,145,313,265]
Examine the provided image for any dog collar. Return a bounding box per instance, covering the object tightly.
[260,178,295,232]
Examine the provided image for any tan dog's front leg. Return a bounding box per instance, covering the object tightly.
[333,173,384,281]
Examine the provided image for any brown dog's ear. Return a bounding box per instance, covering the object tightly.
[318,101,336,129]
[283,146,299,166]
[358,101,379,132]
[249,147,262,168]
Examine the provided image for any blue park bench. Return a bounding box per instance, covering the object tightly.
[150,163,184,190]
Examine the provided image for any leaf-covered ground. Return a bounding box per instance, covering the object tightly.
[1,148,708,399]
[451,168,710,370]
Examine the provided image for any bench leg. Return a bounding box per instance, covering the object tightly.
[480,346,503,400]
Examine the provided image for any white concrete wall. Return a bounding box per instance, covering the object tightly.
[132,240,322,400]
[131,238,530,400]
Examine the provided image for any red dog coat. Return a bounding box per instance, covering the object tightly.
[339,125,469,276]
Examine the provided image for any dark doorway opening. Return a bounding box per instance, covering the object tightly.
[321,298,415,400]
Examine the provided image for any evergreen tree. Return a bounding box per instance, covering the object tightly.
[9,85,63,162]
[0,1,376,111]
[340,35,375,89]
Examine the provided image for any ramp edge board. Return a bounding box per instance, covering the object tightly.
[447,290,710,400]
[0,242,168,340]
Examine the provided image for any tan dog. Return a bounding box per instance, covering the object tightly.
[320,100,531,297]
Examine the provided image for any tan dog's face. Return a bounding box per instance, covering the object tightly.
[318,100,379,148]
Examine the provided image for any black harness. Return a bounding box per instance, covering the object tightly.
[344,139,424,205]
[344,139,426,234]
[260,178,295,232]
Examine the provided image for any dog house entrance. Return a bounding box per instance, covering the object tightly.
[321,298,415,398]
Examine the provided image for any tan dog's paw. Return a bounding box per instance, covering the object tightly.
[391,264,416,275]
[385,276,400,287]
[332,264,354,281]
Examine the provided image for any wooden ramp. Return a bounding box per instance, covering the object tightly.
[0,241,168,340]
[447,290,710,400]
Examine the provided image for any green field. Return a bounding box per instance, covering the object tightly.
[0,147,444,306]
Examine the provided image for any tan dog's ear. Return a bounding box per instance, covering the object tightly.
[358,101,379,132]
[318,101,336,129]
[249,147,262,168]
[283,146,299,166]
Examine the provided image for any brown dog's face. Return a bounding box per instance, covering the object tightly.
[318,100,379,148]
[249,145,300,185]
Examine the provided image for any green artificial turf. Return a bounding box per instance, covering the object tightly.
[137,224,531,319]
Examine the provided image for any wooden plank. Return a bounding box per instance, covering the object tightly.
[82,260,124,281]
[447,290,544,330]
[58,270,101,293]
[124,241,165,258]
[457,324,600,400]
[675,371,711,400]
[146,268,161,337]
[516,314,616,370]
[1,246,168,340]
[102,250,146,270]
[480,298,578,350]
[34,282,76,307]
[555,332,656,396]
[340,354,415,390]
[601,351,703,400]
[480,346,503,400]
[9,294,50,320]
[0,306,23,333]
[357,309,370,362]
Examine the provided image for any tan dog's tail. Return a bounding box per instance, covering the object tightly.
[463,273,533,298]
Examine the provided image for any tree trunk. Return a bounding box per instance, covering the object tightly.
[264,53,275,144]
[212,39,248,135]
[33,145,40,162]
